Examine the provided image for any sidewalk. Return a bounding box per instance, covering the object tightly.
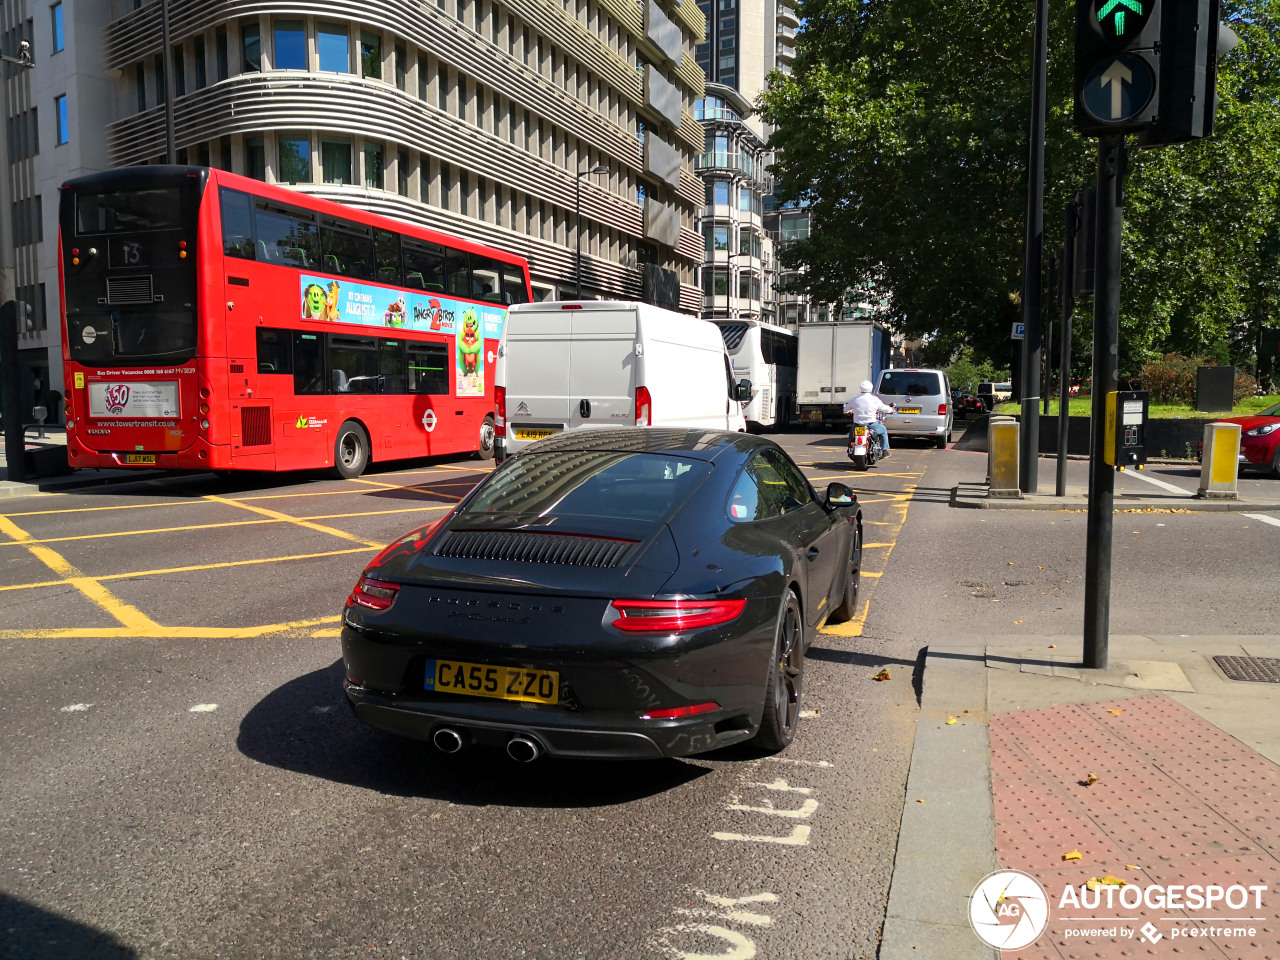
[881,635,1280,958]
[0,427,163,499]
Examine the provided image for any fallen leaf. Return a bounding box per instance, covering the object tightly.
[1048,644,1057,649]
[916,798,925,803]
[1013,620,1023,625]
[946,717,958,725]
[1084,772,1099,787]
[1102,874,1125,886]
[1062,850,1083,861]
[1007,562,1015,566]
[1107,709,1124,716]
[1037,565,1045,570]
[872,669,891,682]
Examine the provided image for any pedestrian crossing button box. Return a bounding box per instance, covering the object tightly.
[1104,390,1149,468]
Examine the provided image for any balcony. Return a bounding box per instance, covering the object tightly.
[777,4,800,26]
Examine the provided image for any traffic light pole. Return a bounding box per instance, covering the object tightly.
[1018,0,1048,493]
[1082,133,1126,670]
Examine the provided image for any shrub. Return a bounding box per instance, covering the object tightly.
[1140,353,1198,404]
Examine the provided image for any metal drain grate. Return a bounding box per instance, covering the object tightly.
[1213,656,1280,683]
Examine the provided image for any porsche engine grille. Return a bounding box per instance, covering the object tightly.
[435,531,634,567]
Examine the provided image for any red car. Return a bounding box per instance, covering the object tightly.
[1215,400,1280,477]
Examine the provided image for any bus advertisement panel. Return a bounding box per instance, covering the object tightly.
[59,166,532,478]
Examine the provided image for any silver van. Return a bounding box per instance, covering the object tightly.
[875,368,953,448]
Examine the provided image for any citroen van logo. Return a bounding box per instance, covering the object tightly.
[516,401,530,415]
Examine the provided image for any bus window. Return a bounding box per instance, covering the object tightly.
[374,228,401,286]
[403,239,446,292]
[254,201,317,268]
[77,187,182,234]
[320,217,376,280]
[294,332,324,394]
[445,249,470,299]
[470,254,503,302]
[500,264,531,305]
[329,335,379,394]
[257,328,292,374]
[380,339,407,394]
[407,341,448,395]
[220,188,254,260]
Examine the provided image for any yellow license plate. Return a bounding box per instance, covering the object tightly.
[898,408,921,415]
[853,426,867,436]
[124,454,157,464]
[515,428,560,441]
[426,658,559,704]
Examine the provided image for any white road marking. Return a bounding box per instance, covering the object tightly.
[712,825,811,845]
[660,924,756,960]
[1121,470,1193,495]
[726,797,819,819]
[59,703,93,712]
[761,756,833,768]
[188,703,218,713]
[753,779,812,794]
[1242,513,1280,528]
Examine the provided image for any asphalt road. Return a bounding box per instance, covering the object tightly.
[2,427,1277,960]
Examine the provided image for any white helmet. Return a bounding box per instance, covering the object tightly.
[860,380,874,393]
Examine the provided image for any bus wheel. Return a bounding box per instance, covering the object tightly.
[333,421,370,479]
[474,416,496,460]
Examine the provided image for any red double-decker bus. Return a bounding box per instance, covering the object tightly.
[58,166,532,477]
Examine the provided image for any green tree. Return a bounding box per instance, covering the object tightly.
[760,0,1280,376]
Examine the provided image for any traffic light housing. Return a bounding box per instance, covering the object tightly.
[1075,0,1163,135]
[1138,0,1237,146]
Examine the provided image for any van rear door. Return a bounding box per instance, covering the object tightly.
[568,308,637,429]
[503,309,572,444]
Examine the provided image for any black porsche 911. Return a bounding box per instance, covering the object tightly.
[340,428,863,761]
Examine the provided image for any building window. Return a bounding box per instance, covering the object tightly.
[50,3,63,53]
[322,138,352,184]
[173,45,185,96]
[273,19,305,69]
[363,142,384,189]
[154,54,165,104]
[360,30,381,79]
[459,171,469,216]
[318,23,348,72]
[245,136,265,180]
[135,62,146,112]
[397,150,409,196]
[54,94,68,144]
[195,38,207,88]
[216,27,228,80]
[278,135,311,183]
[394,43,407,90]
[713,181,729,206]
[242,20,261,73]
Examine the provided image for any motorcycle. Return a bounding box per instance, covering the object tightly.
[847,407,895,471]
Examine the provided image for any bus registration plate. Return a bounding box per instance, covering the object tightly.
[515,427,560,441]
[124,454,157,464]
[425,659,559,704]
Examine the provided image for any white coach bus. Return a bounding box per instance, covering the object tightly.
[715,320,799,431]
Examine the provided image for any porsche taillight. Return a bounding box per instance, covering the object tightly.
[609,598,745,633]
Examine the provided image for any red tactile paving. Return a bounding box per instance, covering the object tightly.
[991,695,1280,959]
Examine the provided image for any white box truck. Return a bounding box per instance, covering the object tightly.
[495,301,750,461]
[795,321,892,425]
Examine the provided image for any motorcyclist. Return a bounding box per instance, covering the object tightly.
[843,381,895,459]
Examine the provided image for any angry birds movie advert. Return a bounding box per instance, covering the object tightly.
[299,275,506,396]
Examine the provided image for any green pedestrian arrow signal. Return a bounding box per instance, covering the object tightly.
[1093,0,1153,45]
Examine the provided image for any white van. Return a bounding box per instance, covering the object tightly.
[495,301,749,460]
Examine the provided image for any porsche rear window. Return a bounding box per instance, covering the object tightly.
[879,371,942,396]
[463,451,709,523]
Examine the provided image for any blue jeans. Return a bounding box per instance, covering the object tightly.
[850,421,890,453]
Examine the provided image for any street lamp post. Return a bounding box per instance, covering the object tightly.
[575,165,608,299]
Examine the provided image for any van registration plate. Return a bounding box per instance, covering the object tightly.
[515,427,560,440]
[898,407,921,415]
[425,658,559,704]
[124,454,157,465]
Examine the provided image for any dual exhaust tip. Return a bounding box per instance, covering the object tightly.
[431,726,542,763]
